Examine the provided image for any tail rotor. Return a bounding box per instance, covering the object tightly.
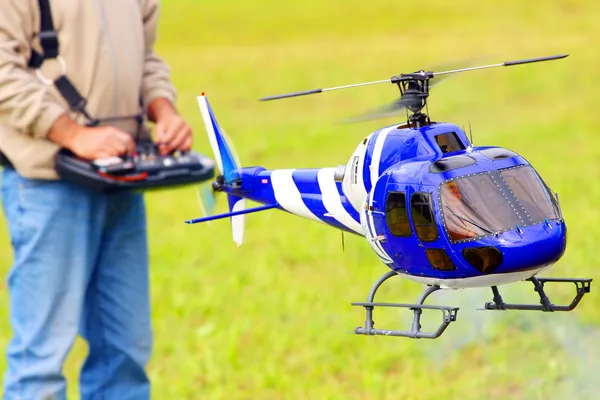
[196,93,246,246]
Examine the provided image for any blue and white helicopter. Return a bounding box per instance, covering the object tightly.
[187,54,592,339]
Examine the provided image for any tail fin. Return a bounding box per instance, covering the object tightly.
[197,93,246,246]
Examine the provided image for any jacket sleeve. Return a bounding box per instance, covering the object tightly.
[0,0,67,139]
[140,0,177,108]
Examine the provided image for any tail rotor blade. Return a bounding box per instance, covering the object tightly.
[196,182,217,226]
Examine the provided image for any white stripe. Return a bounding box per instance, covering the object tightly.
[355,141,369,203]
[369,127,393,190]
[317,168,363,234]
[270,169,322,223]
[342,137,369,214]
[197,96,224,174]
[230,198,245,247]
[360,206,393,264]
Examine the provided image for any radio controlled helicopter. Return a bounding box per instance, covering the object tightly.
[187,54,592,339]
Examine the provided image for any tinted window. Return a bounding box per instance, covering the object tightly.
[430,155,476,173]
[440,174,521,242]
[500,166,559,222]
[426,248,456,270]
[435,132,465,154]
[410,193,438,242]
[385,192,412,236]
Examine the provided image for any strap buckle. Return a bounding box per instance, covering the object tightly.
[38,30,59,56]
[35,55,67,85]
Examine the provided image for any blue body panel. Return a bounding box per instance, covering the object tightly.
[356,122,566,281]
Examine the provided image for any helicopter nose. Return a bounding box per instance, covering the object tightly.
[460,221,566,274]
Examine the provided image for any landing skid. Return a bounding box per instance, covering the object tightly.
[484,276,592,312]
[351,271,593,340]
[351,271,459,339]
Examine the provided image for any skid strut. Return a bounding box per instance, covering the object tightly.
[484,277,592,312]
[351,271,459,339]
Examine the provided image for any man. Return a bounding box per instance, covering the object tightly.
[0,0,191,398]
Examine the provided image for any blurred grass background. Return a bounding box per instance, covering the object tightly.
[2,0,600,398]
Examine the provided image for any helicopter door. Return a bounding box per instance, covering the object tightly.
[380,184,416,266]
[408,190,439,245]
[361,176,394,265]
[405,189,457,271]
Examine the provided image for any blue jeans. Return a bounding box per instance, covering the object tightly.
[1,167,152,399]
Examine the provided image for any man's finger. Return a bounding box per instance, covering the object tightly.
[124,137,136,155]
[106,139,127,156]
[155,122,178,147]
[168,128,190,152]
[95,151,113,159]
[181,136,193,152]
[109,130,135,154]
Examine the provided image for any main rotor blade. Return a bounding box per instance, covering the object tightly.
[259,78,392,101]
[259,54,568,102]
[433,54,568,77]
[258,71,454,102]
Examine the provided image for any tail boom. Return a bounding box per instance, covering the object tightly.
[219,166,364,236]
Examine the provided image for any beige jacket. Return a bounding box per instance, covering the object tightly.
[0,0,177,179]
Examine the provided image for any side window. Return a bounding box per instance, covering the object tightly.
[410,193,438,242]
[435,132,465,154]
[385,192,412,237]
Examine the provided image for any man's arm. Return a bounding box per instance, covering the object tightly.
[140,0,178,120]
[141,0,192,154]
[0,0,69,141]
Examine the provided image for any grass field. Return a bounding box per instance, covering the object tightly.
[2,0,600,398]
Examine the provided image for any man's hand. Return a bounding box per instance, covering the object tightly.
[67,126,135,159]
[48,114,135,160]
[147,97,192,155]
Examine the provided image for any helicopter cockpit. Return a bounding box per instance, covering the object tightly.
[439,165,561,242]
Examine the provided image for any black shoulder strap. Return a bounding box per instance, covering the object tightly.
[28,0,98,124]
[28,0,59,68]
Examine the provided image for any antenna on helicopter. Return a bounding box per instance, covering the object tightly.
[259,54,569,127]
[469,121,473,144]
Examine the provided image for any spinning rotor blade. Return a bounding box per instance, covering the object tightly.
[341,57,487,123]
[259,54,568,102]
[340,97,410,123]
[196,182,217,226]
[340,54,568,123]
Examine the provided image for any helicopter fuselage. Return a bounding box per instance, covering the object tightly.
[356,123,566,288]
[215,121,566,289]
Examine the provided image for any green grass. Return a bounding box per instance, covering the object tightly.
[2,0,600,398]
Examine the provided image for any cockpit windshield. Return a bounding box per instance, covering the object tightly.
[440,166,560,242]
